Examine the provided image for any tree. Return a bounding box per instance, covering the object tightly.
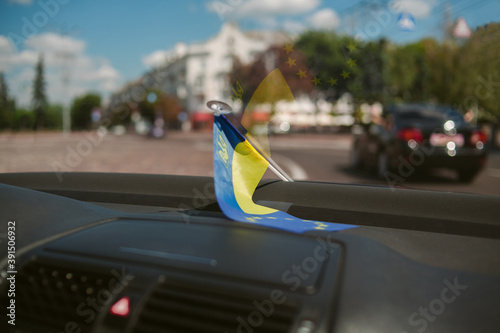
[356,39,389,102]
[457,23,500,147]
[456,23,500,117]
[387,41,429,102]
[138,89,181,126]
[0,72,8,109]
[296,31,361,99]
[71,93,101,130]
[0,72,15,129]
[44,104,63,130]
[32,54,48,130]
[230,45,314,106]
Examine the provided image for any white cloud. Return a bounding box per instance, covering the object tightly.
[282,20,306,34]
[208,0,320,21]
[0,36,38,70]
[25,33,86,54]
[0,36,15,54]
[93,63,120,81]
[142,50,169,68]
[307,9,340,30]
[237,0,320,17]
[390,0,435,19]
[254,16,279,28]
[0,33,121,106]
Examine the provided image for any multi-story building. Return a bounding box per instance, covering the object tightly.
[109,23,289,122]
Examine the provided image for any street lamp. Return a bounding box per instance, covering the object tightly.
[57,50,74,136]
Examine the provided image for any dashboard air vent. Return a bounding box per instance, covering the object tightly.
[133,279,298,333]
[11,259,116,333]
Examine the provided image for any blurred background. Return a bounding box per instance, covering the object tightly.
[0,0,499,195]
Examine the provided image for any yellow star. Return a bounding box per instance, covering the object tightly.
[314,222,328,230]
[347,42,357,52]
[328,77,338,86]
[312,76,321,86]
[283,43,294,54]
[346,58,357,68]
[285,57,296,67]
[296,69,307,79]
[341,70,351,79]
[266,216,277,219]
[245,217,257,222]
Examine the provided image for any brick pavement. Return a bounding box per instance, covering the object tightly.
[0,130,350,178]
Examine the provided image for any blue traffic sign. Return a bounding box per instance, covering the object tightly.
[398,12,416,32]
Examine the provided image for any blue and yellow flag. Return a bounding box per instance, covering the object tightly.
[213,112,356,233]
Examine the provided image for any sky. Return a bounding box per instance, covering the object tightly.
[0,0,499,107]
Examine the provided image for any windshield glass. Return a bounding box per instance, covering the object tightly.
[392,105,467,126]
[395,106,461,120]
[0,0,499,196]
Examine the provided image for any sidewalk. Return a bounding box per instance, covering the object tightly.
[0,130,351,175]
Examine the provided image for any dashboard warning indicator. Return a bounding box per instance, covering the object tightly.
[110,296,130,317]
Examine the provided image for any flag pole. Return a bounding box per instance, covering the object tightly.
[207,100,294,182]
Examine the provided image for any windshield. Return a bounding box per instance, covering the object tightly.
[392,104,468,126]
[0,0,499,196]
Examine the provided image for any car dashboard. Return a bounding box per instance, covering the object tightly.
[1,172,499,333]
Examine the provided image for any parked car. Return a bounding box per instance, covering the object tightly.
[351,104,488,182]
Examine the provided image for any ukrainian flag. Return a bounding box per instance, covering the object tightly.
[213,71,356,233]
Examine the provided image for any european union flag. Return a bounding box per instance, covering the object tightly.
[213,113,356,233]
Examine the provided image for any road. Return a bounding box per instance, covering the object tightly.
[1,130,499,196]
[269,135,500,196]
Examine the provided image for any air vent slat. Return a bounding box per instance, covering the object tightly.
[135,312,237,333]
[133,280,297,333]
[136,311,286,333]
[6,260,118,333]
[151,288,257,312]
[146,293,295,323]
[152,284,296,319]
[140,303,294,332]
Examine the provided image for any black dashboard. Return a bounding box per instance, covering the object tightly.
[1,172,499,333]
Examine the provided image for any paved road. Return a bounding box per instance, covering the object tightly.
[1,130,499,196]
[270,138,500,197]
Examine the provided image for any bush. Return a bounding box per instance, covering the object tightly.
[71,93,101,130]
[44,104,63,130]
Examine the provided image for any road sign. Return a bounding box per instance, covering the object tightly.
[398,12,416,32]
[453,17,472,38]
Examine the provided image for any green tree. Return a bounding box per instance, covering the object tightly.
[230,45,314,106]
[71,93,101,130]
[45,104,63,130]
[356,39,389,102]
[0,72,14,129]
[387,41,429,102]
[457,23,500,116]
[12,108,35,130]
[295,31,361,98]
[32,54,48,130]
[138,89,181,126]
[0,72,8,108]
[457,23,500,147]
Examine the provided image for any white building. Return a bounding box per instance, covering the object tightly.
[147,23,289,114]
[108,23,354,131]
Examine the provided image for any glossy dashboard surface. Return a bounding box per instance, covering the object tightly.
[1,173,499,333]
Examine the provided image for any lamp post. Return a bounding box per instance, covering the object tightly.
[57,49,74,136]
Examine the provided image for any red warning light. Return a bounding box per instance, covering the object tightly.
[110,296,130,317]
